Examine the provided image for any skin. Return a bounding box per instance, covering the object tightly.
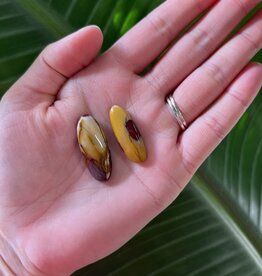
[0,0,261,275]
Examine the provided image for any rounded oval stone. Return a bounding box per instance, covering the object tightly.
[77,116,111,181]
[109,105,147,163]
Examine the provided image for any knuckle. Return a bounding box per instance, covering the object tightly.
[41,44,54,66]
[146,65,173,93]
[109,46,134,69]
[202,61,227,86]
[228,89,249,108]
[231,0,250,16]
[203,114,227,140]
[194,0,209,13]
[146,12,173,44]
[239,31,260,52]
[188,27,214,52]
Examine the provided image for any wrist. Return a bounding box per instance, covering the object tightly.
[0,254,15,276]
[0,231,50,276]
[0,231,36,276]
[0,232,26,275]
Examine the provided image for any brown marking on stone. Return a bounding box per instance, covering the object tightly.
[125,120,141,141]
[87,159,108,181]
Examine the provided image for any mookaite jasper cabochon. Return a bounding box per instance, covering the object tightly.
[109,105,147,163]
[77,116,111,181]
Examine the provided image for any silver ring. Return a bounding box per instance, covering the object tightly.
[166,95,187,130]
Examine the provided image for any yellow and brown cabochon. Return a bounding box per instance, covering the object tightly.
[77,115,111,181]
[109,105,147,163]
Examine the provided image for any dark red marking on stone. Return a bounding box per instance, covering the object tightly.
[125,120,141,141]
[87,159,107,181]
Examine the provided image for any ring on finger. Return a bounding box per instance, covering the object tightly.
[166,95,188,131]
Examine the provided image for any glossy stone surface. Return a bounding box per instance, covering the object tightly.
[109,105,147,163]
[77,116,111,181]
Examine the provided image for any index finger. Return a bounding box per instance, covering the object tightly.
[109,0,217,73]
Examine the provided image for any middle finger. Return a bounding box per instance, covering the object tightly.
[145,0,260,94]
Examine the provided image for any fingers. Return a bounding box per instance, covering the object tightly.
[169,8,262,132]
[4,26,103,109]
[179,62,262,175]
[109,0,217,73]
[145,0,260,94]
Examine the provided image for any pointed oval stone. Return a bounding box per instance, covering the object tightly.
[77,116,111,181]
[109,105,147,163]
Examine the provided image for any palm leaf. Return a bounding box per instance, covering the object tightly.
[0,0,261,275]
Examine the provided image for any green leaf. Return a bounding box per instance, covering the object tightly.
[0,0,261,275]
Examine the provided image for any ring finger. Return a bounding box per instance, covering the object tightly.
[165,9,262,133]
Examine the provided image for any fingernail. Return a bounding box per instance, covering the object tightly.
[109,105,147,163]
[77,115,111,181]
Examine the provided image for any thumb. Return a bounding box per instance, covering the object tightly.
[3,26,103,109]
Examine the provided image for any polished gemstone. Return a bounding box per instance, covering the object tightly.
[77,115,111,181]
[109,105,147,163]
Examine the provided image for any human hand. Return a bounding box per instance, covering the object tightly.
[0,0,261,275]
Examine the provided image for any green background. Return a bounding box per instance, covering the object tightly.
[0,1,261,275]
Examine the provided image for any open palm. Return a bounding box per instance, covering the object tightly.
[0,1,261,275]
